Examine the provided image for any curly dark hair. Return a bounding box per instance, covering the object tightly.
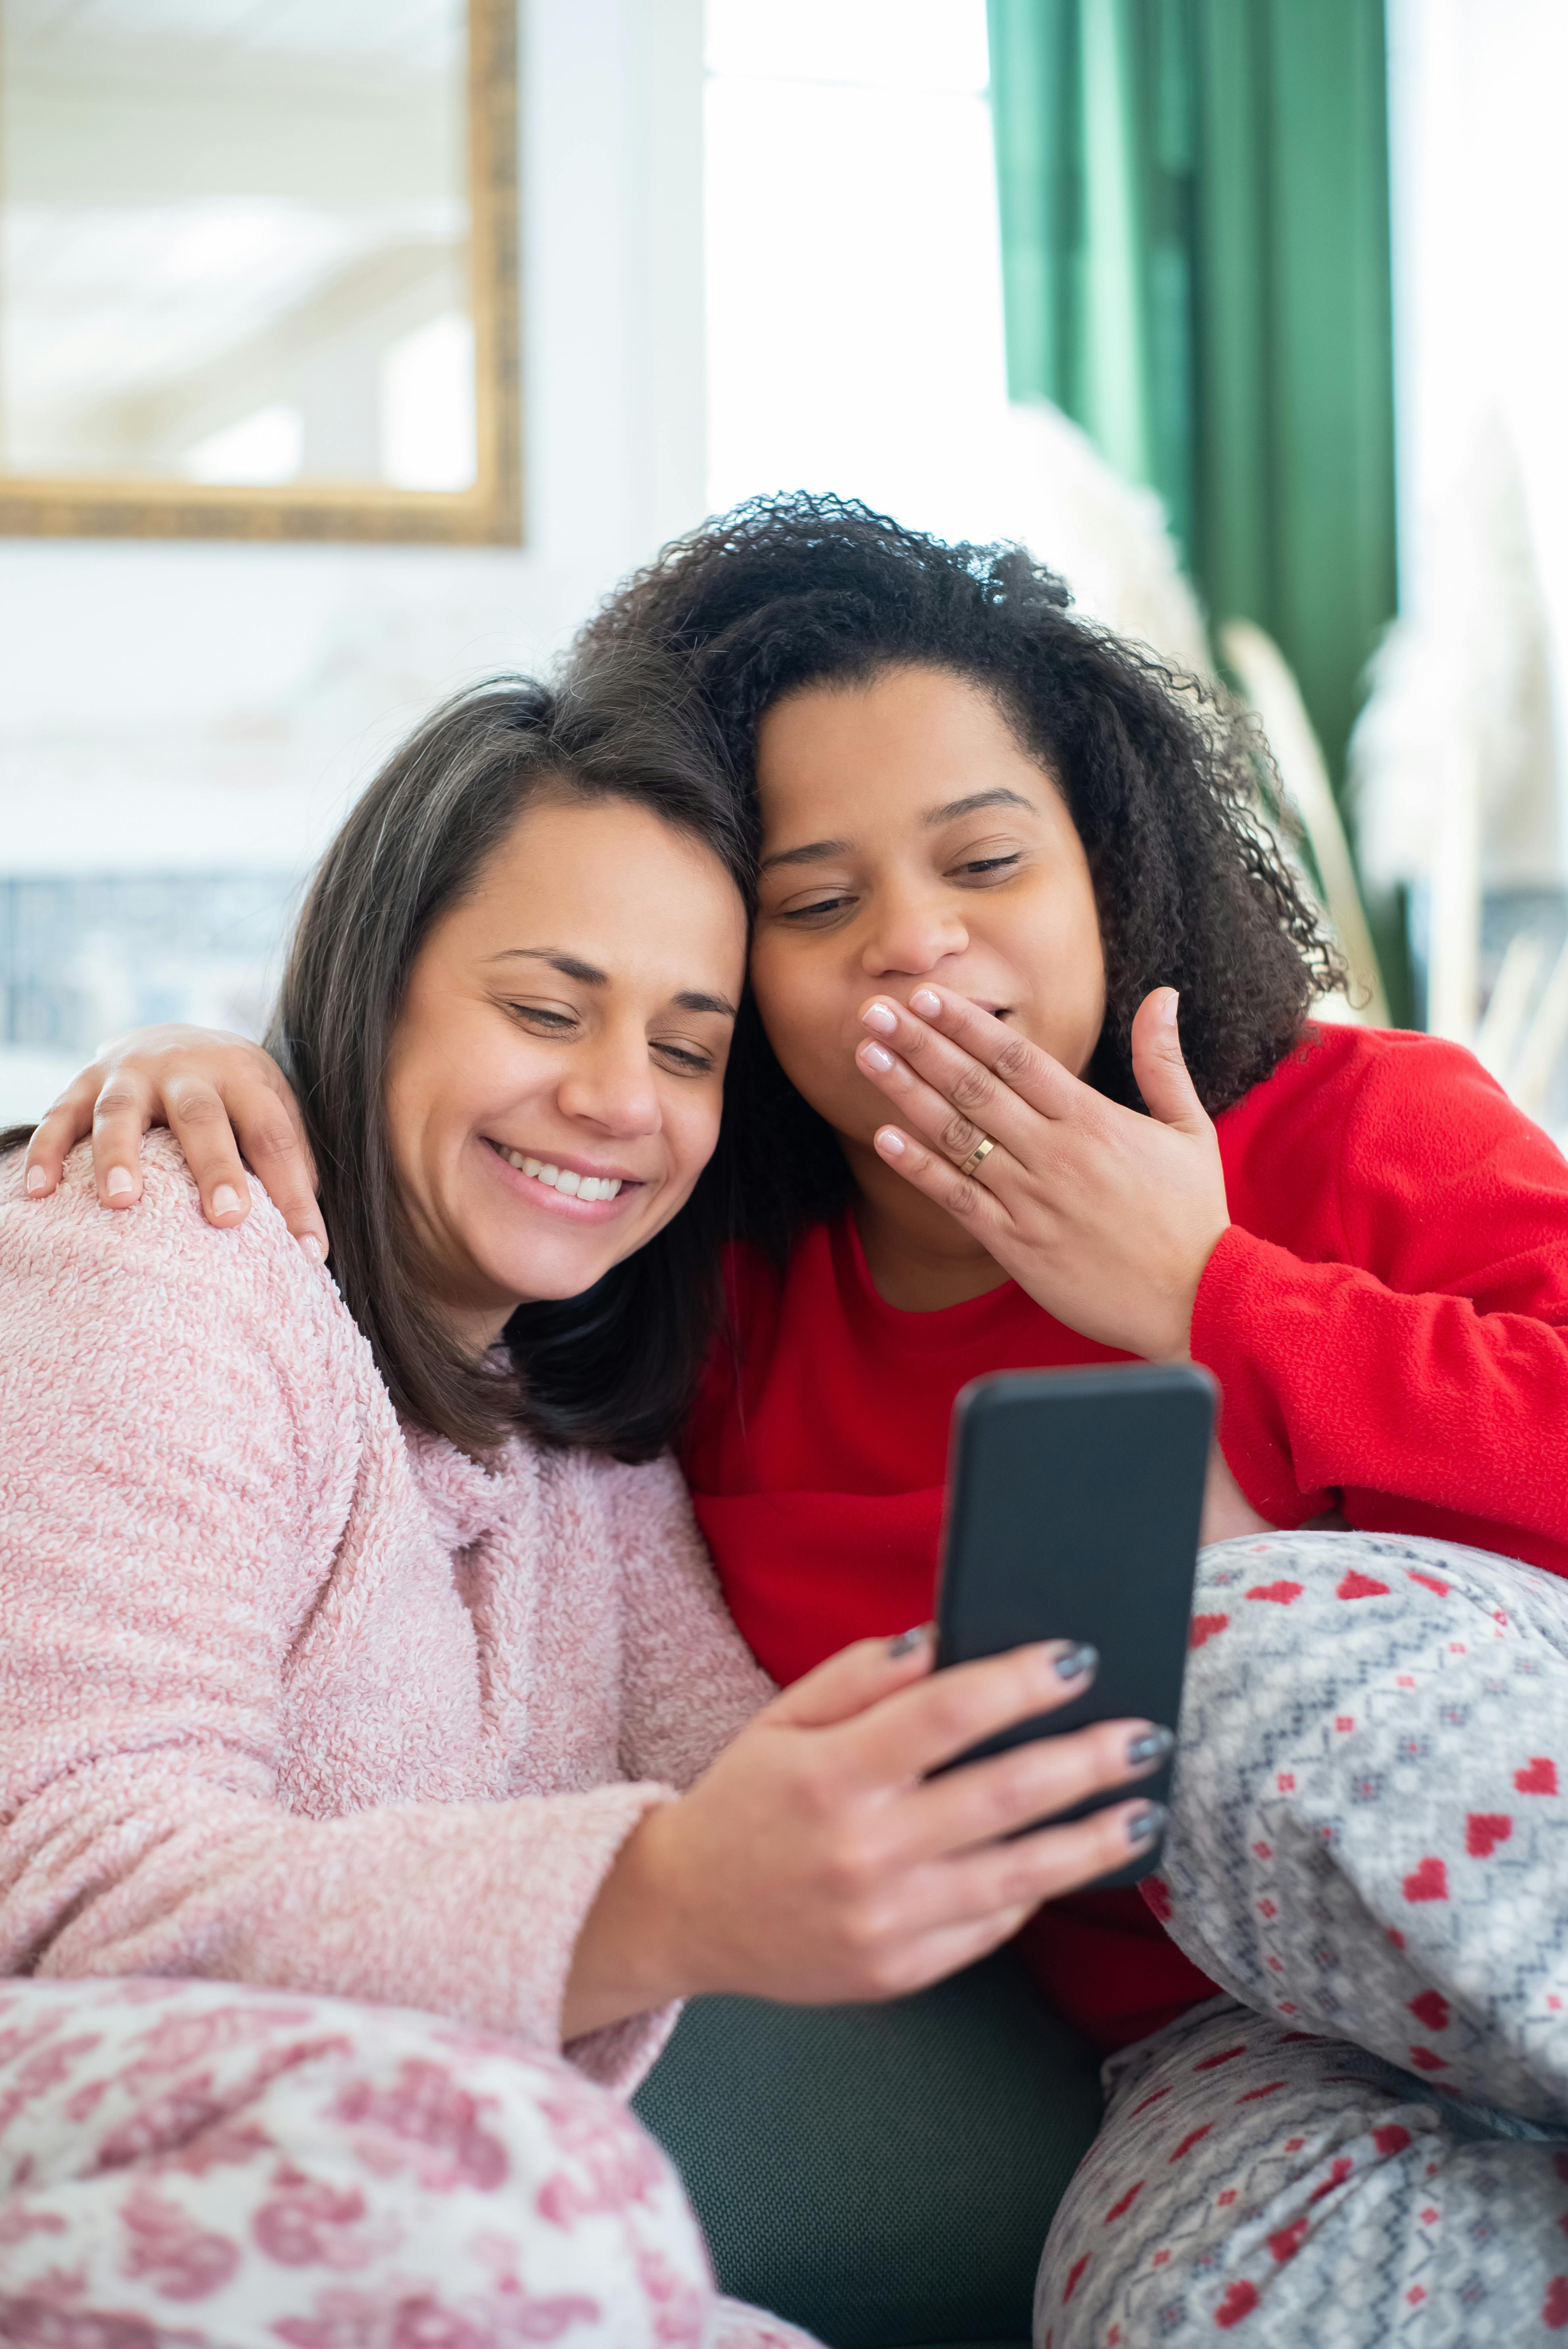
[579,492,1343,1260]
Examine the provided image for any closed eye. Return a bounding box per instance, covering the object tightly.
[654,1041,717,1075]
[953,852,1023,879]
[505,1000,578,1031]
[779,892,856,923]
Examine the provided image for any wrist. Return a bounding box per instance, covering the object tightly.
[561,1799,694,2042]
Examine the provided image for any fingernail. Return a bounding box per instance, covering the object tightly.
[212,1185,241,1217]
[24,1166,47,1195]
[859,1041,894,1073]
[1054,1641,1099,1682]
[1127,1725,1175,1768]
[876,1128,906,1158]
[1160,989,1179,1025]
[105,1166,133,1199]
[887,1624,930,1658]
[1127,1802,1168,1846]
[911,987,941,1017]
[300,1235,323,1264]
[862,1001,897,1036]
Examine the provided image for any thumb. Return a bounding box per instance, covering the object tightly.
[1130,989,1209,1132]
[766,1625,934,1731]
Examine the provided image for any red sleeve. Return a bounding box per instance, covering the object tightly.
[1191,1035,1568,1571]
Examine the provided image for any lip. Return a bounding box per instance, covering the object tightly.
[486,1142,644,1184]
[480,1137,648,1222]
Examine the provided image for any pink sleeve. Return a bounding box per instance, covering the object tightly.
[606,1454,776,1790]
[0,1154,672,2087]
[1192,1041,1568,1567]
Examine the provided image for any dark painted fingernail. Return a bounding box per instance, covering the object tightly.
[1127,1802,1168,1846]
[1055,1642,1098,1682]
[887,1624,930,1659]
[1127,1726,1175,1769]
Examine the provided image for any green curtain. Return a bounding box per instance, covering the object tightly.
[986,0,1396,800]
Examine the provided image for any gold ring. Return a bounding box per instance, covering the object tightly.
[956,1135,996,1179]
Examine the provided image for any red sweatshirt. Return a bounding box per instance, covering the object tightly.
[680,1025,1568,2050]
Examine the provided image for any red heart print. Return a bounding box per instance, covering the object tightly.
[1215,2280,1260,2328]
[1269,2216,1310,2263]
[1517,1758,1560,1796]
[1247,1580,1304,1604]
[1409,1989,1450,2031]
[1374,2124,1412,2156]
[1466,1813,1513,1858]
[1170,2123,1214,2162]
[1409,2046,1449,2072]
[1543,2276,1568,2330]
[1143,1876,1173,1921]
[1062,2253,1090,2304]
[1191,1613,1230,1648]
[1402,1856,1449,1902]
[1337,1569,1391,1600]
[1102,2181,1144,2224]
[1408,1570,1449,1597]
[1194,2044,1250,2072]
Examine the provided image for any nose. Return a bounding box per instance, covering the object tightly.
[859,878,969,981]
[554,1026,662,1140]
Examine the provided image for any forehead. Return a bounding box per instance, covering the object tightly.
[456,796,746,973]
[754,665,1048,828]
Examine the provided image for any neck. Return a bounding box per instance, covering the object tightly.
[842,1136,1011,1312]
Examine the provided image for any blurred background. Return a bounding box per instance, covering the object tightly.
[0,0,1564,1141]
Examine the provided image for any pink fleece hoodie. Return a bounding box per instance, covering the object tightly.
[0,1138,775,2091]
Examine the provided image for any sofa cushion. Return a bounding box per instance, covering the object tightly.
[631,1949,1104,2349]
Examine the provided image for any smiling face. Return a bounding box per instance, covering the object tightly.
[750,664,1107,1159]
[384,790,746,1352]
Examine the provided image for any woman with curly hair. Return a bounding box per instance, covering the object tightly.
[33,497,1568,2347]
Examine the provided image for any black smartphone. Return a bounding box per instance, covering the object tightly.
[934,1362,1214,1890]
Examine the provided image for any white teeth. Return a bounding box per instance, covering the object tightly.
[497,1143,622,1201]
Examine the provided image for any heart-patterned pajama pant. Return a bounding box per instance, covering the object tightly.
[1036,1531,1568,2348]
[0,1974,817,2349]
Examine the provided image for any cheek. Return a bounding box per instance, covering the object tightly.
[749,945,848,1093]
[661,1083,725,1194]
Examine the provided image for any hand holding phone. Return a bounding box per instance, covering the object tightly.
[936,1362,1214,1889]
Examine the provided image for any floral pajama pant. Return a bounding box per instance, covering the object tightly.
[1037,1531,1568,2348]
[0,1975,815,2349]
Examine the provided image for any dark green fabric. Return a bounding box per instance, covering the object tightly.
[986,0,1397,796]
[631,1950,1103,2349]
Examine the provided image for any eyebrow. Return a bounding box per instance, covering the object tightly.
[923,787,1038,825]
[487,948,735,1019]
[758,786,1040,875]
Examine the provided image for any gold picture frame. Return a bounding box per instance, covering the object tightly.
[0,0,521,545]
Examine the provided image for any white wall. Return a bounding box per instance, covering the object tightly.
[1385,0,1568,873]
[0,0,708,884]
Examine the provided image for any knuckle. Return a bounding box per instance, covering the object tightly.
[993,1033,1036,1085]
[949,1064,994,1116]
[822,1830,879,1903]
[163,1088,225,1129]
[91,1084,143,1121]
[923,1682,980,1748]
[245,1121,303,1166]
[938,1110,977,1157]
